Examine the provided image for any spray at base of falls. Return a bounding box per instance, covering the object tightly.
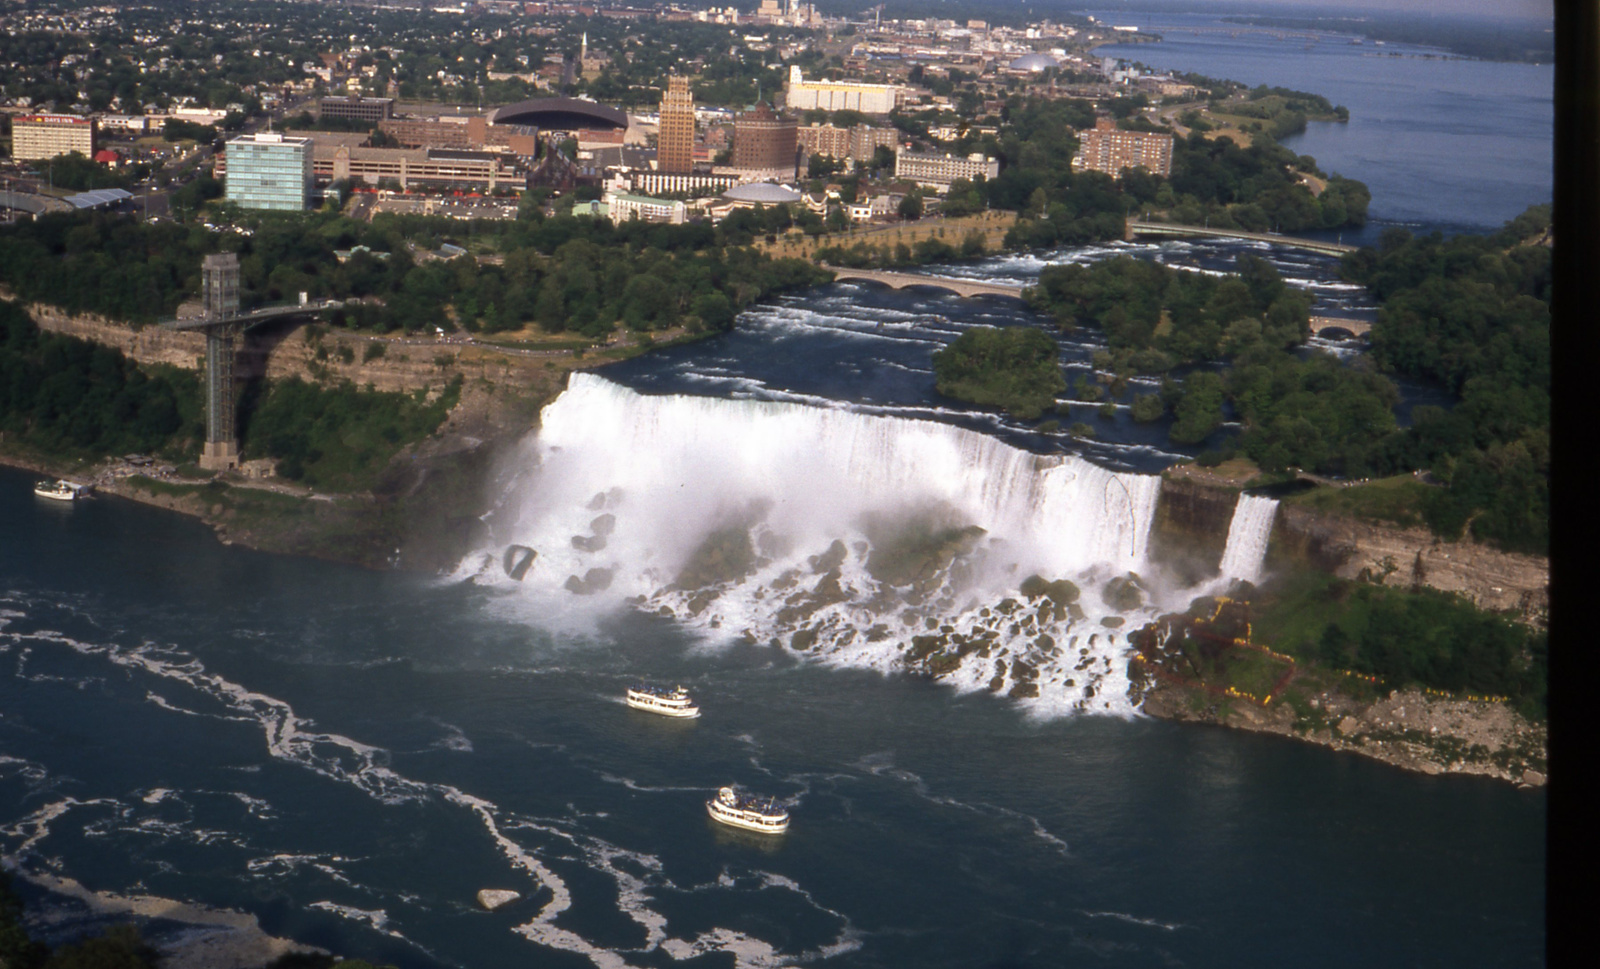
[464,374,1227,717]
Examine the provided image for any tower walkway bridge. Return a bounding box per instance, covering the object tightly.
[161,298,346,332]
[159,251,347,473]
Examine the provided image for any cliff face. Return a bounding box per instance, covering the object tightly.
[1271,505,1549,623]
[29,303,552,396]
[1153,470,1548,624]
[1149,475,1238,585]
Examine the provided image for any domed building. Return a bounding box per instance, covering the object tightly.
[721,182,802,209]
[1008,53,1060,73]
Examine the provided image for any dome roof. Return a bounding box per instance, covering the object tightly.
[722,183,802,204]
[1008,53,1059,72]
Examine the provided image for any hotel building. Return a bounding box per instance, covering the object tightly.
[1071,116,1173,178]
[223,132,313,211]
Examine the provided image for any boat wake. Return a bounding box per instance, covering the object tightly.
[0,590,857,969]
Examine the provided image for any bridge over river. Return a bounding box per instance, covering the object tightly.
[821,268,1368,338]
[1124,220,1359,257]
[822,265,1027,299]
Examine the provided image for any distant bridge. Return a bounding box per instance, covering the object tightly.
[1125,220,1359,257]
[822,265,1027,299]
[1310,315,1370,338]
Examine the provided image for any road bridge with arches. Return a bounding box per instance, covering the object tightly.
[822,265,1027,299]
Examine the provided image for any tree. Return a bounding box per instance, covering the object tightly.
[1169,371,1225,445]
[898,191,923,221]
[932,326,1065,419]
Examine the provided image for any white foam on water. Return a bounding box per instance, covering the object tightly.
[473,374,1182,717]
[308,901,408,940]
[3,612,849,969]
[1081,910,1187,931]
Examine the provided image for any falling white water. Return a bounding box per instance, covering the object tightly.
[1216,494,1280,585]
[465,373,1173,716]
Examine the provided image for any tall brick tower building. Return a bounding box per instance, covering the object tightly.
[658,75,695,174]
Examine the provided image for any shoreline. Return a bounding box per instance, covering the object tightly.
[3,446,1549,789]
[1138,680,1546,788]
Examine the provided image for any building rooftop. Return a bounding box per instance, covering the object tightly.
[64,187,132,209]
[722,182,801,204]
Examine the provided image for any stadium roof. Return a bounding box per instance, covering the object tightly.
[65,188,134,209]
[489,98,628,131]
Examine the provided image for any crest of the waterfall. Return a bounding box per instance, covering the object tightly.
[500,373,1161,587]
[467,374,1170,715]
[1216,494,1280,584]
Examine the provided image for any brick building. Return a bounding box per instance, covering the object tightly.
[797,123,897,162]
[657,75,696,174]
[319,96,396,124]
[1071,116,1173,178]
[732,102,798,177]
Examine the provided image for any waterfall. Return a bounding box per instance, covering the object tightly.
[467,373,1171,716]
[1216,494,1280,584]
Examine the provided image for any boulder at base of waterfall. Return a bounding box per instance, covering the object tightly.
[477,889,521,910]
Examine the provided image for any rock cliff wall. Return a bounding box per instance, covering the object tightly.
[1155,469,1547,623]
[29,304,555,396]
[1272,505,1549,622]
[1148,475,1237,586]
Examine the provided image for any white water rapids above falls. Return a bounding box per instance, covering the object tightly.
[462,374,1275,717]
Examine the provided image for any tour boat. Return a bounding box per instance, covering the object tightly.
[33,479,86,501]
[706,786,790,834]
[625,684,701,718]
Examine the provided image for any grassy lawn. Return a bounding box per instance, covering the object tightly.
[1283,474,1434,529]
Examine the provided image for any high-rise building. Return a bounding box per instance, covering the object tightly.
[657,75,695,175]
[798,123,898,162]
[732,102,798,176]
[11,114,96,162]
[786,67,900,115]
[224,132,313,211]
[1072,116,1173,178]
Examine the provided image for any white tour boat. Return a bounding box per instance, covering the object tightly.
[625,684,701,718]
[706,786,790,834]
[33,479,87,501]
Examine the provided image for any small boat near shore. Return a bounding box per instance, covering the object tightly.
[706,786,790,834]
[626,684,701,718]
[33,479,89,502]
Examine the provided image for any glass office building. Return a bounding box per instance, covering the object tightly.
[224,132,312,211]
